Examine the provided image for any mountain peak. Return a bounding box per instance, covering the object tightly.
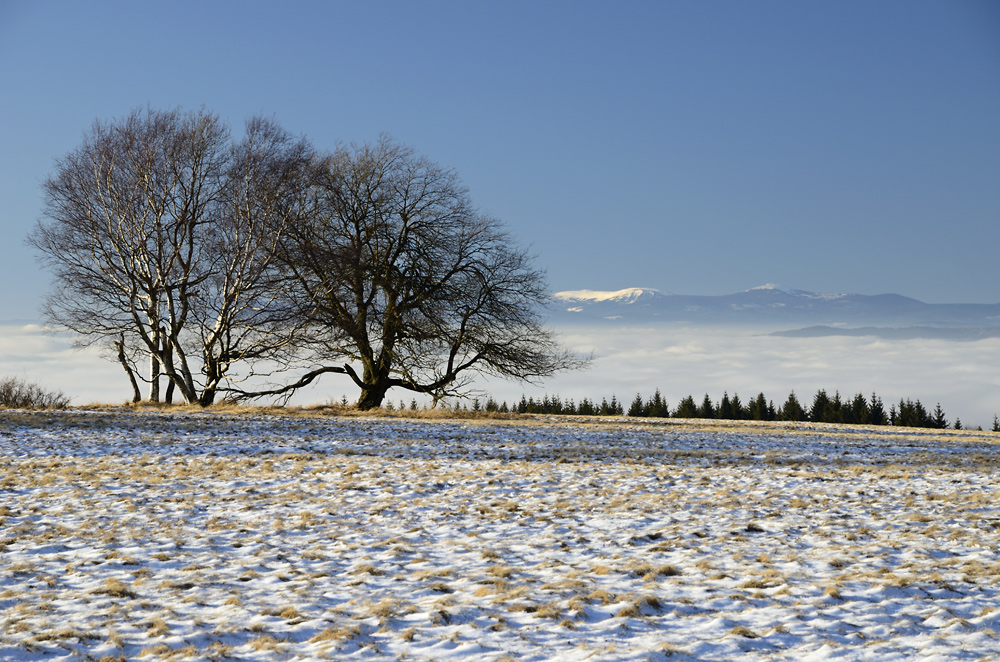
[743,283,847,301]
[549,285,996,327]
[746,282,792,293]
[553,288,664,304]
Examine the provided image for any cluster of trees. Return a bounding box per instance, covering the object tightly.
[0,376,70,409]
[475,389,984,430]
[476,393,626,416]
[28,107,581,409]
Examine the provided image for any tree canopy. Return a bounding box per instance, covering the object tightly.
[29,109,582,408]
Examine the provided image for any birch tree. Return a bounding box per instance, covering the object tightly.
[29,107,312,405]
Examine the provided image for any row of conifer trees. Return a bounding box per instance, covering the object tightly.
[475,389,999,431]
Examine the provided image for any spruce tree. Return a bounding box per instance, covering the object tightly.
[628,393,646,417]
[810,390,830,423]
[610,395,623,415]
[869,392,886,426]
[730,393,744,420]
[699,394,715,419]
[931,403,948,429]
[849,393,868,425]
[915,400,929,427]
[675,395,698,418]
[781,391,806,421]
[718,392,734,420]
[830,391,844,424]
[649,389,669,418]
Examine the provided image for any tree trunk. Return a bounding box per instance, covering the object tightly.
[163,335,174,404]
[357,381,390,410]
[199,388,217,407]
[115,337,142,403]
[149,349,160,402]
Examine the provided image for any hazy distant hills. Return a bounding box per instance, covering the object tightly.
[551,284,1000,338]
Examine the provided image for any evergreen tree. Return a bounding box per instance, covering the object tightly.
[848,393,869,425]
[628,393,646,417]
[993,415,999,432]
[718,392,734,420]
[830,391,844,424]
[869,392,886,426]
[810,390,830,423]
[896,399,911,427]
[674,395,698,418]
[648,389,669,418]
[699,394,715,419]
[780,391,806,421]
[749,393,768,421]
[954,418,962,430]
[931,403,948,429]
[610,395,623,415]
[730,393,744,420]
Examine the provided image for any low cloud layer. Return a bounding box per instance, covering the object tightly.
[2,322,997,429]
[485,324,1000,429]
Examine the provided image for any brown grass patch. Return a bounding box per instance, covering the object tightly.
[93,578,137,599]
[309,625,361,642]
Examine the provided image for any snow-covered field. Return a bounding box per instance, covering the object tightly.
[2,409,999,661]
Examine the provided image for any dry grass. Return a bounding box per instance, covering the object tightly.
[93,578,137,599]
[309,625,361,642]
[4,409,1000,660]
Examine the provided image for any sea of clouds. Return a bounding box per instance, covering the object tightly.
[2,321,997,429]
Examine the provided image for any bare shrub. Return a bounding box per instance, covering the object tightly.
[0,376,70,409]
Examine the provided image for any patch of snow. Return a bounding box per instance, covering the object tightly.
[745,283,847,301]
[553,288,664,303]
[1,410,999,661]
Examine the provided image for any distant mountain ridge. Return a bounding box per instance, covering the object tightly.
[551,284,1000,330]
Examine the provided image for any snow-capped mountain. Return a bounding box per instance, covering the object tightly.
[550,284,1000,334]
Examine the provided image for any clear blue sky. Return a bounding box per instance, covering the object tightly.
[2,0,998,322]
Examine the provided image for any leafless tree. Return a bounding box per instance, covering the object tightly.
[28,107,313,405]
[243,136,584,409]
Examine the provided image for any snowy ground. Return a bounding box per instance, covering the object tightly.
[1,409,1000,661]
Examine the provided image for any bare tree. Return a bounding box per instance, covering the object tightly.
[28,107,312,405]
[247,136,584,409]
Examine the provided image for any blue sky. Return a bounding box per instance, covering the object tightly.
[2,0,999,324]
